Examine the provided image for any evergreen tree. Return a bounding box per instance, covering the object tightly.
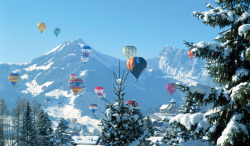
[99,60,145,145]
[13,97,27,145]
[178,96,200,114]
[37,109,54,146]
[173,0,250,145]
[144,116,154,137]
[20,101,38,146]
[0,99,7,146]
[54,117,74,146]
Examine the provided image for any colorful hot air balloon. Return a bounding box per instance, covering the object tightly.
[69,78,83,95]
[123,46,137,59]
[70,74,77,79]
[165,83,177,96]
[82,46,92,57]
[94,87,104,97]
[89,104,98,113]
[188,50,195,59]
[37,23,47,34]
[8,73,20,86]
[53,28,60,37]
[125,99,139,108]
[126,57,147,81]
[58,102,62,108]
[45,99,50,107]
[71,118,77,126]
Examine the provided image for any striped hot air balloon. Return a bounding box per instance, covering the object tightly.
[126,57,147,81]
[94,87,104,97]
[188,50,195,59]
[71,118,77,126]
[69,78,83,95]
[89,104,98,113]
[8,73,20,86]
[82,46,92,57]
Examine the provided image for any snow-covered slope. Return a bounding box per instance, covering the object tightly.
[0,38,213,130]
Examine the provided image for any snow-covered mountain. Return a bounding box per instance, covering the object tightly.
[0,38,213,129]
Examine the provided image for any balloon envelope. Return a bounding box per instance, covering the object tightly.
[126,57,147,80]
[8,73,20,86]
[125,100,139,107]
[81,56,89,63]
[71,118,77,125]
[123,46,137,59]
[69,78,83,95]
[53,28,60,37]
[82,46,92,57]
[37,23,47,33]
[70,74,77,79]
[95,87,104,97]
[188,50,195,59]
[165,83,177,96]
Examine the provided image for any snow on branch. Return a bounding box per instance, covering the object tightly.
[230,82,250,103]
[217,114,248,145]
[192,4,236,25]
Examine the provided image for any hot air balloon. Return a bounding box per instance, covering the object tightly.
[69,78,83,95]
[53,28,60,37]
[70,74,77,79]
[95,87,104,97]
[8,73,20,86]
[45,99,50,107]
[82,46,92,57]
[58,102,62,108]
[188,50,195,59]
[125,99,139,108]
[123,46,137,59]
[37,23,47,34]
[126,57,147,81]
[165,83,177,96]
[71,118,77,126]
[89,104,98,113]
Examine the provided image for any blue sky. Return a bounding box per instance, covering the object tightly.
[0,0,219,63]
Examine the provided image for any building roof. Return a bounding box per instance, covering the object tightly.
[72,136,99,145]
[159,104,169,110]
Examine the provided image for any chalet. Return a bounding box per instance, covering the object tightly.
[159,99,176,114]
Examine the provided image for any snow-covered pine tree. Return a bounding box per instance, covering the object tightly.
[171,0,250,145]
[37,109,54,146]
[144,116,154,137]
[20,101,38,146]
[178,96,200,114]
[54,117,75,146]
[0,98,7,146]
[99,60,145,145]
[12,97,27,145]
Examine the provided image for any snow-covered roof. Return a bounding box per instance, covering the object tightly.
[159,104,169,110]
[72,136,99,145]
[147,136,164,143]
[170,98,176,103]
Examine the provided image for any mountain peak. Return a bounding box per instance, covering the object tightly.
[159,46,180,57]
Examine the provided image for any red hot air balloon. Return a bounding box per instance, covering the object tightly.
[165,83,177,96]
[125,99,139,108]
[95,87,104,97]
[188,50,195,59]
[70,74,77,79]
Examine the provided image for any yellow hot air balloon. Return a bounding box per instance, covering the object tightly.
[37,23,47,34]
